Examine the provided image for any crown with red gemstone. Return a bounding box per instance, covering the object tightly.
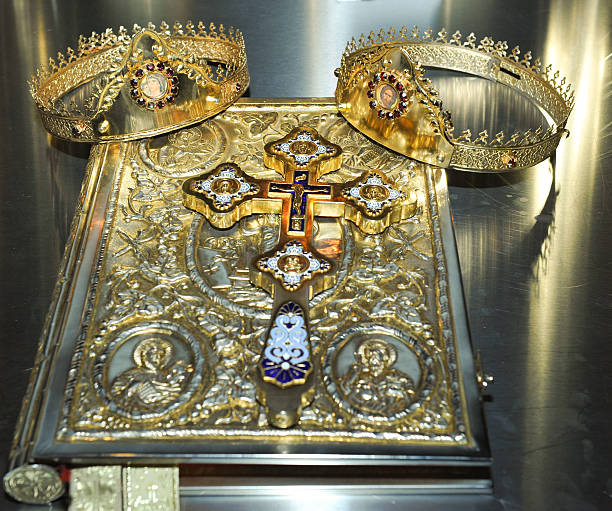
[335,27,573,171]
[29,21,249,142]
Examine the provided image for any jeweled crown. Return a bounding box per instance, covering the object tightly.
[335,27,574,170]
[29,21,249,142]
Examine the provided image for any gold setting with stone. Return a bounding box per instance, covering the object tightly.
[335,26,573,171]
[28,21,249,141]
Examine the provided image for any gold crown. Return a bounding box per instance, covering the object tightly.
[29,21,249,142]
[335,27,574,171]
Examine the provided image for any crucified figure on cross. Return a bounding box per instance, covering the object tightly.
[183,125,417,428]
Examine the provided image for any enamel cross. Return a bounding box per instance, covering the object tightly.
[183,126,416,427]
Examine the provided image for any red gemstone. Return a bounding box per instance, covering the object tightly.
[373,73,381,82]
[393,110,401,118]
[135,69,143,77]
[146,63,154,71]
[396,82,404,91]
[166,68,174,76]
[236,83,241,91]
[157,62,164,70]
[368,81,375,89]
[381,72,388,80]
[389,75,396,83]
[369,100,377,109]
[156,101,164,109]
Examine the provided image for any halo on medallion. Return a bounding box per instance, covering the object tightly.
[94,321,207,420]
[129,59,179,111]
[366,71,414,120]
[322,323,437,424]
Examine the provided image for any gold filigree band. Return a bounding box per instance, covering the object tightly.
[29,21,249,142]
[335,27,573,171]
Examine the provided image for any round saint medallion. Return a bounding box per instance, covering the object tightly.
[323,324,437,424]
[94,322,206,420]
[367,72,413,120]
[210,177,241,194]
[289,140,318,155]
[3,464,65,504]
[277,253,310,274]
[140,72,168,100]
[129,60,179,110]
[360,183,390,202]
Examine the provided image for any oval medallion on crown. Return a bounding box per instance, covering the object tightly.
[129,59,179,110]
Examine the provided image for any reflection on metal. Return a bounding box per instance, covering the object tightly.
[474,350,494,394]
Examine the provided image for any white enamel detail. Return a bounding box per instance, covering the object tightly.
[264,309,309,367]
[193,168,255,206]
[348,175,401,212]
[277,132,331,165]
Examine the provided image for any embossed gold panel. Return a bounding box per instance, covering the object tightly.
[21,100,488,472]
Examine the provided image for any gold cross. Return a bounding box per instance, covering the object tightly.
[183,126,416,427]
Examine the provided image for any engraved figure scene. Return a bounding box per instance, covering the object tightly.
[98,323,204,419]
[110,338,193,413]
[339,339,415,415]
[327,329,426,420]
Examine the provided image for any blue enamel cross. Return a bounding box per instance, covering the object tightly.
[183,125,416,428]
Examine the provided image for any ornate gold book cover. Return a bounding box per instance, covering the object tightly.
[12,99,489,487]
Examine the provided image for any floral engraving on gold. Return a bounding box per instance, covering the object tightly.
[55,103,470,445]
[138,123,229,178]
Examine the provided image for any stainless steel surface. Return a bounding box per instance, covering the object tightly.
[0,1,610,510]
